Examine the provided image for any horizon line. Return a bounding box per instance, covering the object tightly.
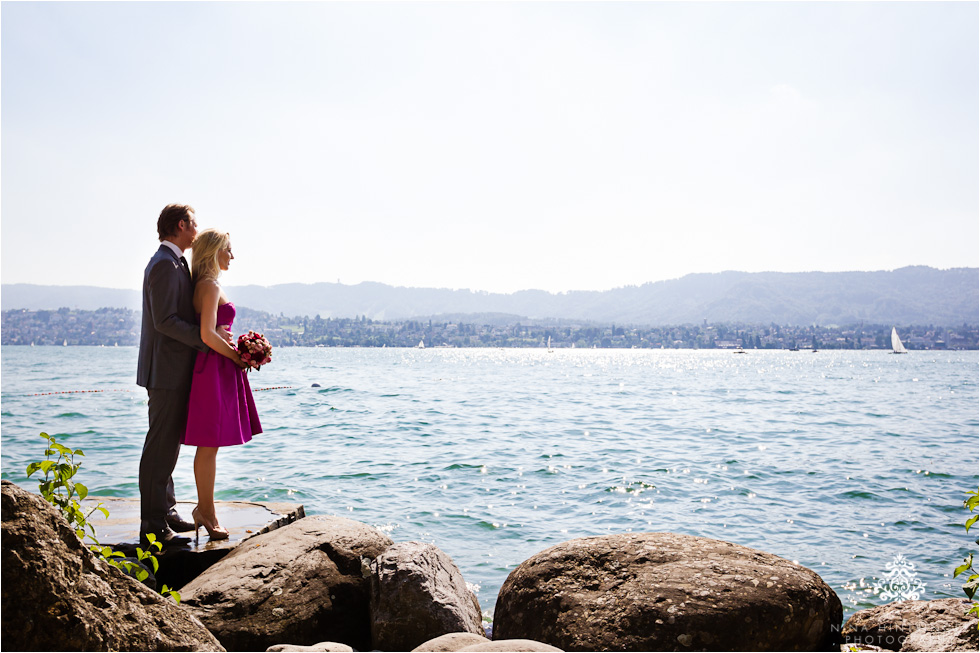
[2,265,975,296]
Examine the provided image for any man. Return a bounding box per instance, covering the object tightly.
[136,204,209,548]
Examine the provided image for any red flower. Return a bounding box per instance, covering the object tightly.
[237,331,272,370]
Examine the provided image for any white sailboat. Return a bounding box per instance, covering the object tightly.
[417,339,425,349]
[547,336,553,353]
[890,327,908,354]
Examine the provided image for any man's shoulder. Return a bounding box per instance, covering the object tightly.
[144,248,181,286]
[149,244,177,261]
[146,246,177,269]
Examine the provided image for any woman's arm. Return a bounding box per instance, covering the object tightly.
[197,281,243,363]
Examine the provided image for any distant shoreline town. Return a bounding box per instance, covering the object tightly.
[2,307,977,350]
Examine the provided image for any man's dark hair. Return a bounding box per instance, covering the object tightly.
[157,204,195,241]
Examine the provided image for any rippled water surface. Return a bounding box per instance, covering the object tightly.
[2,346,977,618]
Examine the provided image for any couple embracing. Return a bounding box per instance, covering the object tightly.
[136,204,262,549]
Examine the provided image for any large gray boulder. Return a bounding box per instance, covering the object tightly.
[371,541,485,650]
[842,598,977,651]
[181,514,392,651]
[493,531,842,651]
[1,480,224,651]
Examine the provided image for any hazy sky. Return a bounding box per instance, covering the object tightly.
[2,1,977,294]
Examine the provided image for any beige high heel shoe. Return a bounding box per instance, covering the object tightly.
[192,506,230,541]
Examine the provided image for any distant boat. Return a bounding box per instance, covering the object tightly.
[63,339,67,346]
[547,336,553,353]
[417,339,425,349]
[733,346,746,354]
[890,327,908,354]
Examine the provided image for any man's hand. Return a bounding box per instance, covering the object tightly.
[218,325,247,368]
[218,325,234,344]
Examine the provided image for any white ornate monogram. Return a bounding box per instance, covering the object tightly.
[873,554,927,601]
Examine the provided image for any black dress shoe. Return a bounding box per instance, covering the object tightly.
[166,509,195,533]
[140,526,192,550]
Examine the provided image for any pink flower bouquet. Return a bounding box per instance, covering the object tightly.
[237,331,272,371]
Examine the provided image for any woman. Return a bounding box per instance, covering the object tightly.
[184,229,261,540]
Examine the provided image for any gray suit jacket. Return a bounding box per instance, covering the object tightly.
[137,244,207,389]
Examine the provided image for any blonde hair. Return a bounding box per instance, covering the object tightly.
[190,229,231,283]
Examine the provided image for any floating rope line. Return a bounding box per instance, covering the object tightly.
[27,389,135,397]
[25,386,294,396]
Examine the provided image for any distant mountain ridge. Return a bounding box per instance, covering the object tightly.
[3,266,977,326]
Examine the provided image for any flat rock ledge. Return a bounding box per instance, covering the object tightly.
[1,480,223,652]
[266,643,354,652]
[493,531,842,651]
[371,541,485,651]
[413,632,493,651]
[412,633,563,652]
[458,640,564,652]
[841,598,978,652]
[92,496,306,591]
[181,514,392,652]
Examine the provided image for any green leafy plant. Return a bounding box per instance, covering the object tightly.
[953,488,978,621]
[91,537,168,590]
[26,431,179,603]
[26,431,106,541]
[160,583,181,603]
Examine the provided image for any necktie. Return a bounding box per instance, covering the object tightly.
[180,256,190,277]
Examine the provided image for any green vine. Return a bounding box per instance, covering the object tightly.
[26,432,180,603]
[953,488,978,621]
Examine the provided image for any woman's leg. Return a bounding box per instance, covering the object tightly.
[194,446,223,527]
[193,446,228,538]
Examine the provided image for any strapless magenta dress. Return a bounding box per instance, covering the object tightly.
[184,302,261,447]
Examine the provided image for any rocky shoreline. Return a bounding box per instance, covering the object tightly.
[2,480,975,652]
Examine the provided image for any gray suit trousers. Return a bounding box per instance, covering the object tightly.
[139,385,191,533]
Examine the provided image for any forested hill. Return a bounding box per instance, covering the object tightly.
[3,266,977,326]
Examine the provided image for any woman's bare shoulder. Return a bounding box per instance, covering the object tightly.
[194,279,221,306]
[195,279,221,294]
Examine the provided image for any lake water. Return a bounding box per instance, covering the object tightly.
[1,346,977,619]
